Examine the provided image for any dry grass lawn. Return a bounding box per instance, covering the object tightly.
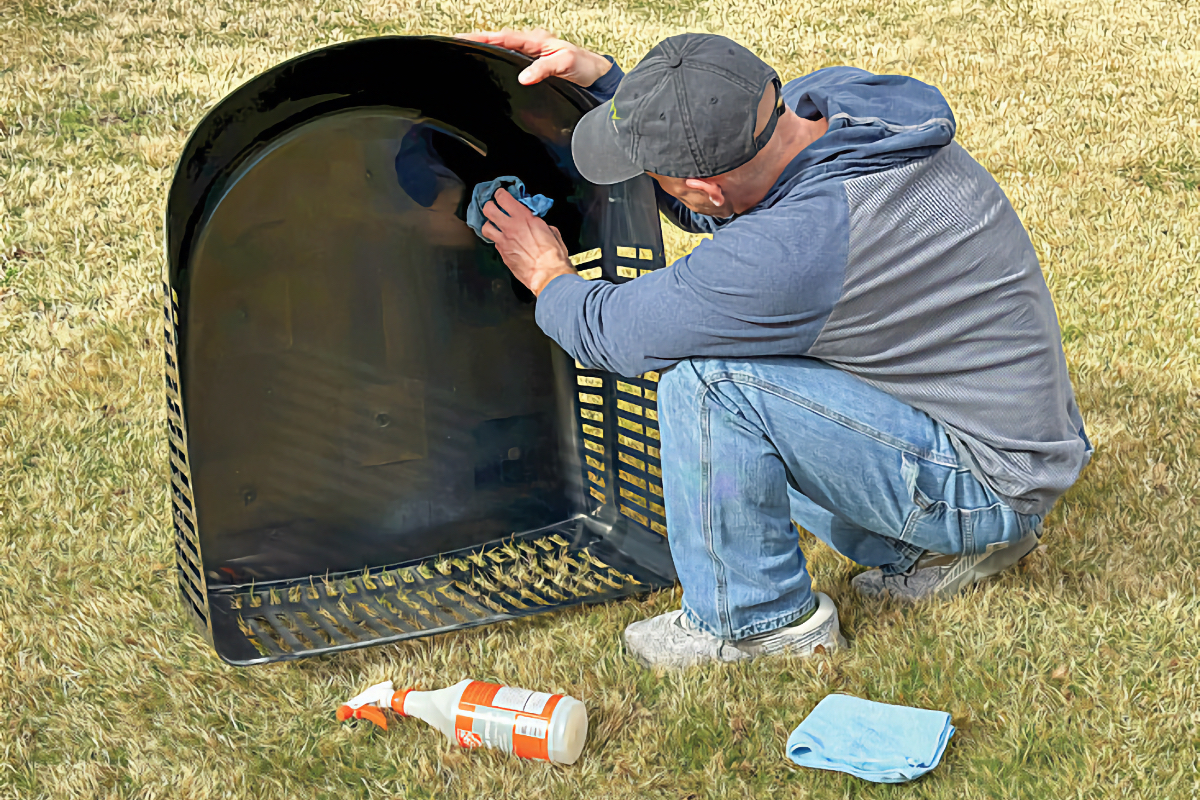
[1,0,1198,797]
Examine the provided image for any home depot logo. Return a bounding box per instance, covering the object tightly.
[456,728,482,748]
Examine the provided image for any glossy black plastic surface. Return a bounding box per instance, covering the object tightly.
[163,36,676,663]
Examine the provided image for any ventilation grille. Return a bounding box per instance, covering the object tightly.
[573,246,668,538]
[209,528,659,662]
[163,281,209,632]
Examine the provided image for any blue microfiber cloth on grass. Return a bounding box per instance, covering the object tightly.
[467,176,554,243]
[786,694,955,783]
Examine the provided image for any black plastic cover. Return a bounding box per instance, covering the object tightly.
[163,35,677,664]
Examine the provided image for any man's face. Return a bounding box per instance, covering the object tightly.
[646,172,733,218]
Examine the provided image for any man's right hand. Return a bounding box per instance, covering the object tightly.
[454,28,613,88]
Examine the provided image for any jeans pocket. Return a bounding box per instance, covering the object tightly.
[900,453,937,511]
[898,453,949,547]
[902,454,1016,556]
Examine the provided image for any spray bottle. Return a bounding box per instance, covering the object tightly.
[337,679,589,765]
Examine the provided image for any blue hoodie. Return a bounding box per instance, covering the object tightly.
[536,61,1091,517]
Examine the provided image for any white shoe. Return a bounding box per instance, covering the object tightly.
[623,592,847,670]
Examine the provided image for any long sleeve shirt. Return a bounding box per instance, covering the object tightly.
[534,58,1091,517]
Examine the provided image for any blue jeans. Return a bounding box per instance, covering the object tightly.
[658,357,1044,641]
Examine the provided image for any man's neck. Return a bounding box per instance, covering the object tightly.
[796,115,830,152]
[769,114,828,179]
[735,114,829,213]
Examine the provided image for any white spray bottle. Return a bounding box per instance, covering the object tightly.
[337,679,589,765]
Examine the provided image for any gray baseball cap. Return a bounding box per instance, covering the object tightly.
[571,33,783,185]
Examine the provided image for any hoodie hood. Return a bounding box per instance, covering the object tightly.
[763,67,957,205]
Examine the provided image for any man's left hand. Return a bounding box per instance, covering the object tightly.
[482,188,575,297]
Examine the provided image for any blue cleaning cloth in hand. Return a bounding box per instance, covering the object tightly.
[467,176,554,243]
[786,694,955,784]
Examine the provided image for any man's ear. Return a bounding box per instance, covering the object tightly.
[685,178,724,207]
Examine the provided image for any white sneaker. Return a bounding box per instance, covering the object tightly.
[623,592,847,670]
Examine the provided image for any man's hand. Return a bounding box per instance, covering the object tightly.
[455,28,613,88]
[482,189,576,297]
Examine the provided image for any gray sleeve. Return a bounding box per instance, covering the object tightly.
[534,192,849,376]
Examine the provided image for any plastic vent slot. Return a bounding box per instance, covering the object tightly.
[163,282,209,632]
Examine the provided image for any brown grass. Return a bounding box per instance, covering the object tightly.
[1,0,1198,798]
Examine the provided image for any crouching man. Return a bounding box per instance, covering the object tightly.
[462,28,1092,669]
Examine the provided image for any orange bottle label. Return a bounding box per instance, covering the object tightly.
[452,681,564,760]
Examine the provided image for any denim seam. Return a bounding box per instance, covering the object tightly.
[685,368,818,641]
[901,498,1013,549]
[732,594,818,640]
[900,501,940,545]
[962,500,1011,526]
[683,595,819,641]
[682,603,722,638]
[882,538,924,575]
[697,381,733,640]
[703,371,959,467]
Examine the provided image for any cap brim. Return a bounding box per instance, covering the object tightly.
[571,105,645,186]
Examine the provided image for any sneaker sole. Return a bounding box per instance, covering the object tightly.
[934,532,1040,596]
[737,592,846,658]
